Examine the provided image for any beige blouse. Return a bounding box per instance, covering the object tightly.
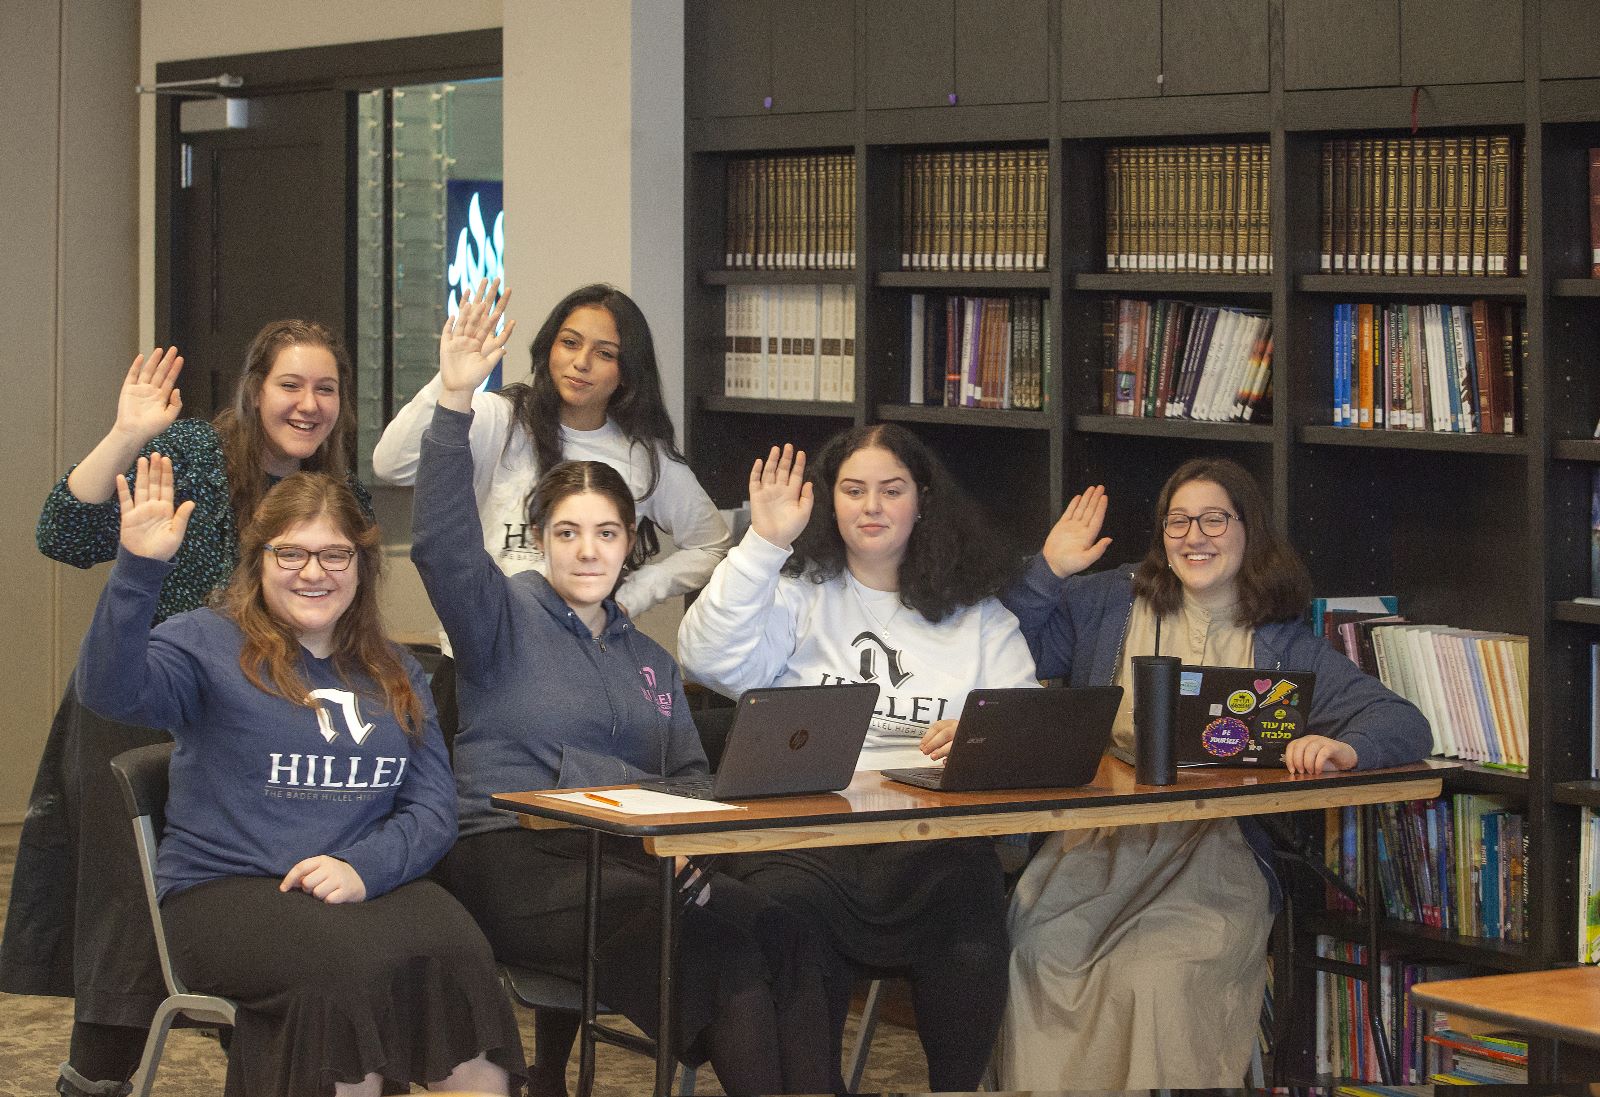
[1111,588,1254,753]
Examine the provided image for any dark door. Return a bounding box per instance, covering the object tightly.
[1400,0,1523,85]
[1284,0,1401,89]
[867,0,957,108]
[954,0,1049,105]
[769,0,856,114]
[170,90,350,416]
[1541,0,1600,79]
[1162,0,1269,96]
[1060,0,1161,101]
[688,0,772,117]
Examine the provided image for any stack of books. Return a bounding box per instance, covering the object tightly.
[1325,797,1529,943]
[1101,298,1272,422]
[903,294,1046,410]
[1318,135,1521,276]
[1578,807,1600,963]
[723,153,855,270]
[721,284,855,401]
[1314,938,1474,1083]
[1103,142,1271,273]
[900,147,1048,271]
[1330,301,1520,433]
[1425,1028,1529,1084]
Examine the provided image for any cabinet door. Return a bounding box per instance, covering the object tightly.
[687,0,772,117]
[1061,0,1161,100]
[1400,0,1523,85]
[1162,0,1269,96]
[770,0,857,113]
[954,0,1049,104]
[866,0,956,108]
[1284,0,1401,89]
[1541,0,1600,79]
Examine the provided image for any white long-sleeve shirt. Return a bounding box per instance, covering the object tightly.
[678,529,1040,771]
[373,375,731,622]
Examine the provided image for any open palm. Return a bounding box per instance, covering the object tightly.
[117,454,195,562]
[439,278,515,395]
[114,347,184,444]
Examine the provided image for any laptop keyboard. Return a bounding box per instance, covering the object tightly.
[634,775,718,800]
[879,766,945,790]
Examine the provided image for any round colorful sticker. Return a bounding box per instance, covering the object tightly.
[1202,716,1250,758]
[1226,689,1257,714]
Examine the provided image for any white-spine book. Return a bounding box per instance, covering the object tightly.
[820,284,844,403]
[1201,308,1248,421]
[908,293,926,405]
[1423,303,1451,433]
[841,286,856,402]
[1580,809,1595,962]
[1591,643,1600,778]
[1445,630,1494,763]
[1400,626,1453,757]
[757,287,777,399]
[1449,304,1477,433]
[804,285,822,400]
[724,288,741,397]
[1186,308,1228,422]
[1223,314,1267,423]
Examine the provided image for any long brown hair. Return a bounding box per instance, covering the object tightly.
[1132,457,1311,626]
[220,473,426,741]
[213,320,357,526]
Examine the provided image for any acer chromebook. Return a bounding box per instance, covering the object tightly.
[881,685,1122,792]
[637,682,880,800]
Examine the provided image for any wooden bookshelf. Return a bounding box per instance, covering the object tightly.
[681,0,1600,1084]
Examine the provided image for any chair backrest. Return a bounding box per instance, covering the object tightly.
[108,742,189,998]
[692,704,737,772]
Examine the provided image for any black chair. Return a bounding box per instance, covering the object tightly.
[108,743,237,1097]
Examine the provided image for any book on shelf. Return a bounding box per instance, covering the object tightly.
[1318,135,1519,277]
[1312,595,1400,637]
[1102,298,1272,422]
[900,147,1047,272]
[1325,796,1529,943]
[721,284,855,402]
[1580,807,1600,962]
[1424,1028,1529,1085]
[1365,622,1528,767]
[1314,935,1478,1084]
[1104,141,1271,274]
[902,293,1043,410]
[1590,148,1600,277]
[723,152,855,271]
[1331,301,1520,434]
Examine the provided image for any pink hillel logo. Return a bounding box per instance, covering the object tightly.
[639,666,674,716]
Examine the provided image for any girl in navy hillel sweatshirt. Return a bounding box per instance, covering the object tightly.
[412,285,831,1097]
[76,462,525,1097]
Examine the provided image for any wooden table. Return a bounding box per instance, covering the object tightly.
[1412,967,1600,1081]
[493,757,1449,1097]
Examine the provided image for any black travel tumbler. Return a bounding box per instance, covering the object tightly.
[1132,654,1179,786]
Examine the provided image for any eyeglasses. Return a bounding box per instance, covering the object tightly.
[1162,511,1240,538]
[264,545,356,571]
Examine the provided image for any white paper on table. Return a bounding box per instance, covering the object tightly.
[537,789,747,814]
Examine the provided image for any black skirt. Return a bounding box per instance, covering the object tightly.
[440,827,831,1066]
[0,684,167,1026]
[162,876,527,1097]
[724,838,1008,968]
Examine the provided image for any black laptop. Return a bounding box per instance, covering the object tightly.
[1173,666,1316,767]
[637,682,880,800]
[881,685,1122,792]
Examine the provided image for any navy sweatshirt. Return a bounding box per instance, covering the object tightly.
[412,404,707,837]
[77,549,457,901]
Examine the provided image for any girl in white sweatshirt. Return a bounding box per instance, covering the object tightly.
[678,424,1038,1091]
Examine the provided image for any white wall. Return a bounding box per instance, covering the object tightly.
[1,0,685,820]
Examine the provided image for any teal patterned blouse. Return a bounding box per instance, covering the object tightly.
[37,417,372,625]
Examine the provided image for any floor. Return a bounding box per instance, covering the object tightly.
[0,834,931,1096]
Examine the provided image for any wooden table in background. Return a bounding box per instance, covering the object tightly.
[1412,966,1600,1082]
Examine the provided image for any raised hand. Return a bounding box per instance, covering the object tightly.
[438,278,515,411]
[280,854,367,904]
[116,454,195,562]
[113,347,185,445]
[1042,484,1112,579]
[748,444,813,550]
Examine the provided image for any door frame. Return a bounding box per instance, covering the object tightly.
[153,29,502,342]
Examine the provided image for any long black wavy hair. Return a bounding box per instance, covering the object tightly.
[783,423,1019,623]
[497,283,685,500]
